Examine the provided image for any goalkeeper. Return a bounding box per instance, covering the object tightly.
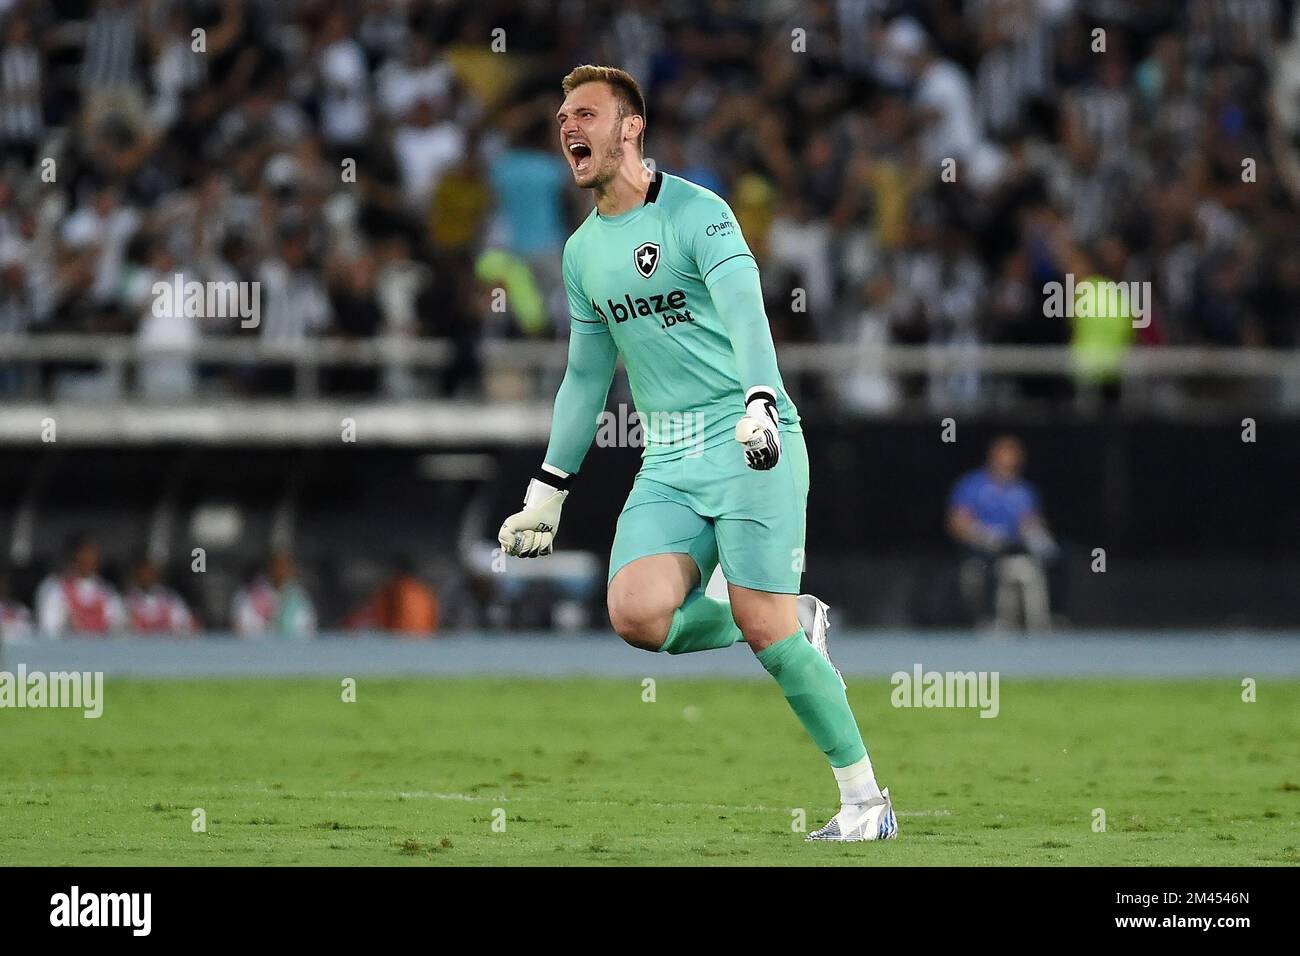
[498,65,895,842]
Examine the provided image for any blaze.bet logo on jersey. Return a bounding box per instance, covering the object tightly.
[592,289,696,331]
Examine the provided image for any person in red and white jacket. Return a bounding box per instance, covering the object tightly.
[123,556,197,636]
[36,534,126,638]
[0,567,33,643]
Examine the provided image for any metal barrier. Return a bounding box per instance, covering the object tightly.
[1,335,1298,415]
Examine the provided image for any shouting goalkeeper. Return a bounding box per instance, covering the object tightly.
[498,65,896,842]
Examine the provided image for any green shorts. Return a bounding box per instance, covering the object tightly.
[607,427,809,594]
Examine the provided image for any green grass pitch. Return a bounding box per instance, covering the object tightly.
[2,676,1298,865]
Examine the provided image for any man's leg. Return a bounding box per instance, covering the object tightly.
[608,554,747,653]
[729,585,879,799]
[607,490,742,654]
[711,430,894,838]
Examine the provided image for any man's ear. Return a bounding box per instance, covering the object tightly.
[624,113,644,145]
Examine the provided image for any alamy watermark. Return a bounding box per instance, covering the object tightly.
[595,405,707,457]
[1043,274,1151,329]
[0,665,103,718]
[50,886,150,936]
[891,664,999,718]
[152,273,260,328]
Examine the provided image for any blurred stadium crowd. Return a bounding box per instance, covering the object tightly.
[1,0,1298,405]
[0,531,442,639]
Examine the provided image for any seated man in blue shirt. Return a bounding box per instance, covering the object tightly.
[947,436,1062,625]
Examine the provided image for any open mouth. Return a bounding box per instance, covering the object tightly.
[568,142,592,174]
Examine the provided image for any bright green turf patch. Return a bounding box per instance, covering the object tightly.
[2,677,1297,865]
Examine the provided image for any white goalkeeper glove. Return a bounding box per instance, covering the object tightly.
[735,386,782,470]
[497,468,571,558]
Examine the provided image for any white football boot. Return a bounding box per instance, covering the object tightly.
[796,593,844,688]
[807,788,899,842]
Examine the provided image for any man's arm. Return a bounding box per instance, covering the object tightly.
[948,505,1005,553]
[711,265,786,469]
[680,193,785,470]
[542,328,618,475]
[498,243,616,557]
[710,264,783,401]
[1017,484,1058,558]
[947,476,1007,553]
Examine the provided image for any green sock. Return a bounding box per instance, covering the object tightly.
[659,590,744,655]
[756,630,867,767]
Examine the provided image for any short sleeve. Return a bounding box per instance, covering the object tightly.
[677,192,756,291]
[563,240,609,336]
[949,473,977,511]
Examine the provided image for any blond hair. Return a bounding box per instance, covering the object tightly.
[561,64,646,152]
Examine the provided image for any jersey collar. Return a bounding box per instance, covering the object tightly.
[644,169,663,204]
[595,169,663,224]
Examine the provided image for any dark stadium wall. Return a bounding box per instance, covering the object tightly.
[544,418,1300,627]
[2,420,1297,628]
[550,419,1300,556]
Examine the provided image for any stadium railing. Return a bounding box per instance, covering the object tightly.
[1,335,1298,423]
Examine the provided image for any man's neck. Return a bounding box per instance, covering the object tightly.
[594,159,653,217]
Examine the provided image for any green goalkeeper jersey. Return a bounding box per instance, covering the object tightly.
[560,170,800,462]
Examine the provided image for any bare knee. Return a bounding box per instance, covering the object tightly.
[734,617,789,652]
[607,593,672,651]
[729,586,798,652]
[606,555,698,652]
